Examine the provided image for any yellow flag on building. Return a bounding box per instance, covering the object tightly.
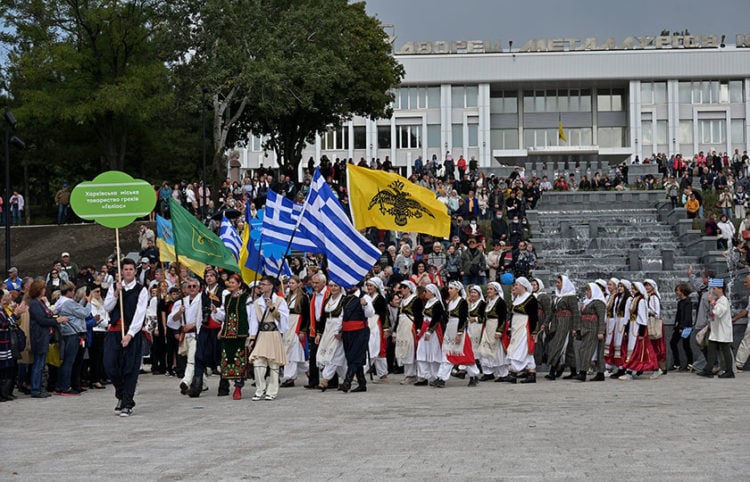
[346,164,451,238]
[558,114,567,142]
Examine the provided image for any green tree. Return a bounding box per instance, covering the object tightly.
[178,0,404,177]
[1,0,178,172]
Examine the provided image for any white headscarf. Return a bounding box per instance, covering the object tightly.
[632,281,647,299]
[449,280,466,299]
[366,277,386,298]
[555,275,576,297]
[619,279,632,292]
[468,285,485,302]
[583,282,606,308]
[424,283,443,309]
[533,278,545,292]
[643,278,660,298]
[487,281,503,300]
[400,280,417,294]
[513,277,532,306]
[595,279,608,295]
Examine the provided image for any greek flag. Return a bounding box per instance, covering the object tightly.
[219,216,242,261]
[262,190,320,252]
[264,253,292,278]
[298,170,380,288]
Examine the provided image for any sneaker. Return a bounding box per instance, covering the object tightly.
[251,394,262,401]
[736,365,744,373]
[649,369,663,380]
[718,371,735,379]
[264,394,276,400]
[119,407,132,417]
[115,399,123,412]
[618,373,633,381]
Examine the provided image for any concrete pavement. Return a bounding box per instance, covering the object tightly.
[2,370,749,480]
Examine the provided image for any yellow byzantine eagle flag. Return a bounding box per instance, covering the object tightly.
[346,164,451,238]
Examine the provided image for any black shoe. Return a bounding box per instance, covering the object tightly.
[696,370,714,378]
[519,373,536,384]
[303,384,318,389]
[351,384,366,393]
[575,372,587,382]
[119,407,132,417]
[451,371,466,379]
[338,381,351,392]
[479,374,495,382]
[115,399,123,412]
[718,371,735,379]
[429,378,445,388]
[591,372,605,382]
[413,379,429,386]
[562,369,577,380]
[609,369,625,379]
[496,375,516,383]
[280,379,295,388]
[180,382,189,395]
[544,372,556,381]
[467,376,478,387]
[31,392,51,398]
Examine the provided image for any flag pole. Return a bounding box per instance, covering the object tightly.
[114,228,125,337]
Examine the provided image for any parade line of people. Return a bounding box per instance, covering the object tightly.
[3,251,744,417]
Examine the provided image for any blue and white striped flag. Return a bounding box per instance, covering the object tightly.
[264,253,292,278]
[219,216,242,261]
[262,190,320,253]
[298,170,380,288]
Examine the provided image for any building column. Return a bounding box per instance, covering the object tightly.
[629,80,641,162]
[441,84,452,158]
[390,116,397,168]
[315,133,321,164]
[592,88,599,146]
[479,83,491,167]
[517,88,524,151]
[667,80,679,155]
[347,121,354,161]
[745,79,750,155]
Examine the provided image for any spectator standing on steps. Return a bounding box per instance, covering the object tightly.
[54,184,71,225]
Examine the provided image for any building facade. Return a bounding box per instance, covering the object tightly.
[232,34,750,178]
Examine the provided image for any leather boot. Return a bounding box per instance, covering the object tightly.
[562,367,577,379]
[591,372,605,381]
[217,378,230,396]
[351,369,366,392]
[0,379,9,401]
[467,376,478,387]
[188,374,203,398]
[575,371,587,382]
[519,373,536,384]
[544,364,559,380]
[340,376,352,393]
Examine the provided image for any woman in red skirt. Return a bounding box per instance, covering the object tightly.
[620,282,658,380]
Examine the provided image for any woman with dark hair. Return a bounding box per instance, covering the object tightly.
[409,260,433,287]
[607,280,632,379]
[281,276,310,387]
[213,274,251,399]
[671,283,694,371]
[27,280,69,397]
[620,282,658,380]
[0,293,28,401]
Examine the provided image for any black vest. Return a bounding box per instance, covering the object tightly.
[111,284,145,332]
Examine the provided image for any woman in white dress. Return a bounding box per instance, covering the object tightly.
[281,276,309,387]
[315,281,347,391]
[506,277,539,384]
[478,282,509,382]
[433,281,479,387]
[363,278,389,380]
[393,280,422,385]
[414,284,445,385]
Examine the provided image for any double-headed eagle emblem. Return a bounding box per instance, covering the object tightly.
[368,180,435,227]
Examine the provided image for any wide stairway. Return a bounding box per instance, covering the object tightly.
[528,191,693,320]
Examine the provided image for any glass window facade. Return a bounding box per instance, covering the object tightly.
[523,128,591,147]
[597,127,626,148]
[427,124,441,148]
[490,129,519,150]
[524,89,592,113]
[377,125,391,149]
[397,125,422,149]
[353,126,366,149]
[490,91,517,113]
[394,86,440,110]
[452,123,463,147]
[731,119,745,144]
[699,119,725,144]
[679,81,743,104]
[679,120,693,145]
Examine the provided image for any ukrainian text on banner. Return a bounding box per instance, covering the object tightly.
[346,164,450,238]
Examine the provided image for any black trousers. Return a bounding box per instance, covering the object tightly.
[166,327,180,374]
[151,330,167,373]
[202,327,221,369]
[307,335,319,386]
[103,331,143,405]
[669,328,693,368]
[190,328,214,393]
[89,331,108,383]
[343,327,370,383]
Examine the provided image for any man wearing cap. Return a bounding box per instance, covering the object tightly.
[138,224,156,251]
[55,183,71,225]
[697,278,735,378]
[60,252,79,281]
[5,267,22,292]
[136,258,155,286]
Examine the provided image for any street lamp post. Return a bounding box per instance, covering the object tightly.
[201,88,208,218]
[4,107,24,272]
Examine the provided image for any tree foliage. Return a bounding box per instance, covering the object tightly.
[180,0,404,176]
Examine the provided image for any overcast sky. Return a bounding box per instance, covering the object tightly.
[364,0,750,47]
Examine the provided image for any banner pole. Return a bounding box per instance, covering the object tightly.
[115,227,125,337]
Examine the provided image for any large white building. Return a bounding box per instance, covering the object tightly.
[233,33,750,177]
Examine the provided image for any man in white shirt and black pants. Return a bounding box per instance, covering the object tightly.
[103,258,149,417]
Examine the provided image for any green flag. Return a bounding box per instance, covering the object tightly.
[168,198,239,273]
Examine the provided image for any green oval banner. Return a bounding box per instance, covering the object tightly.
[70,171,156,228]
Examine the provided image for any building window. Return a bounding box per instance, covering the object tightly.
[656,120,668,145]
[427,124,441,148]
[394,86,435,110]
[732,119,745,144]
[468,124,479,147]
[249,135,264,152]
[597,127,626,147]
[522,89,592,113]
[642,122,653,146]
[598,88,625,111]
[465,86,478,108]
[452,123,463,147]
[491,129,518,150]
[321,127,349,150]
[377,125,391,149]
[699,119,725,144]
[490,91,517,113]
[428,87,441,108]
[679,120,693,145]
[397,125,422,149]
[353,126,366,149]
[684,81,734,104]
[452,86,465,108]
[729,81,743,103]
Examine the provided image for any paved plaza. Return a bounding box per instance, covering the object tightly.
[2,371,749,481]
